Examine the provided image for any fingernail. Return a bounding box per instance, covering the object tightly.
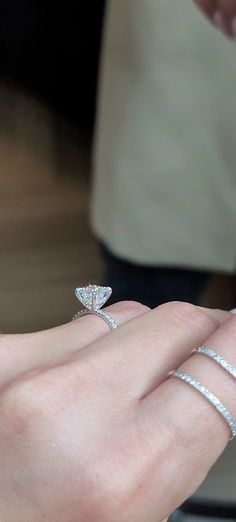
[231,17,236,40]
[230,308,236,314]
[213,10,224,31]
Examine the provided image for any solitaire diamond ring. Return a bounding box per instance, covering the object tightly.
[73,284,118,329]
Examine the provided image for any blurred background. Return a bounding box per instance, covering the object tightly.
[0,2,105,332]
[0,1,235,520]
[0,0,234,335]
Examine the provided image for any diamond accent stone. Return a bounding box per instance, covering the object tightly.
[73,308,118,329]
[75,284,112,311]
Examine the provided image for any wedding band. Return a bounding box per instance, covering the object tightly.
[169,370,236,440]
[73,284,118,330]
[195,346,236,379]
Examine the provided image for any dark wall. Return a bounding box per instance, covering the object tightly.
[0,2,105,126]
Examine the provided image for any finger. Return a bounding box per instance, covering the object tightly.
[0,300,149,386]
[218,0,236,36]
[140,314,236,519]
[78,302,230,399]
[194,0,235,37]
[194,0,217,18]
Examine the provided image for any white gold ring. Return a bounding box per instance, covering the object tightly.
[195,346,236,379]
[169,370,236,440]
[73,284,118,330]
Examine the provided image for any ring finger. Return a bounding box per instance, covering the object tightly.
[0,300,149,386]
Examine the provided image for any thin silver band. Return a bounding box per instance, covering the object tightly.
[195,346,236,379]
[169,370,236,440]
[73,309,118,330]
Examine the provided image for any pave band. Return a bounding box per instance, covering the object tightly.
[73,309,118,329]
[169,370,236,440]
[195,346,236,379]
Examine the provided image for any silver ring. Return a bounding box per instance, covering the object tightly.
[195,346,236,379]
[73,284,118,330]
[169,370,236,440]
[73,309,118,329]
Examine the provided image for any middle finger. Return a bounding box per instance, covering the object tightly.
[77,302,230,399]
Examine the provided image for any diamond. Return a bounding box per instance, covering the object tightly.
[75,284,112,311]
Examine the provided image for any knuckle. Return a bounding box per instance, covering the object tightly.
[159,301,218,334]
[0,333,9,349]
[229,314,236,327]
[0,370,59,433]
[0,376,40,434]
[158,301,197,319]
[0,359,98,438]
[114,300,150,315]
[221,314,236,344]
[189,306,220,334]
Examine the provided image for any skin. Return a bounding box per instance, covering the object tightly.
[0,300,235,521]
[0,3,235,519]
[194,0,236,36]
[0,3,234,521]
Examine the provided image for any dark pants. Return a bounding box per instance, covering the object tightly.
[101,245,210,307]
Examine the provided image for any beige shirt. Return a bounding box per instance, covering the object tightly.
[91,0,236,273]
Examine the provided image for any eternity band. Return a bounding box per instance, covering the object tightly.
[195,346,236,379]
[73,308,118,329]
[169,370,236,440]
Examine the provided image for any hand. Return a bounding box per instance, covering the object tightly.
[0,300,234,521]
[194,0,236,37]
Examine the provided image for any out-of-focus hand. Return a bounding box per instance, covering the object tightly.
[0,300,234,521]
[194,0,236,37]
